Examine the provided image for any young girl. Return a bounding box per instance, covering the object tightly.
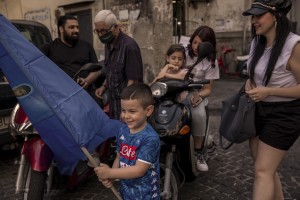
[151,44,188,83]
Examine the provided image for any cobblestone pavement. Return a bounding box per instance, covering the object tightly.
[1,79,299,200]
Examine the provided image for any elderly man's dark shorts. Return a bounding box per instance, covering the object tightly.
[255,99,300,151]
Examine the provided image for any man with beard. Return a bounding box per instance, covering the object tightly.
[41,15,102,105]
[93,10,143,120]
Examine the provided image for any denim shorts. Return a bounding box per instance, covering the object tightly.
[256,99,300,150]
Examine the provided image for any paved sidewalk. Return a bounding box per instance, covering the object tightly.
[1,79,299,200]
[181,79,300,200]
[46,79,300,199]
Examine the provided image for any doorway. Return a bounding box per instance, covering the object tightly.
[173,0,185,43]
[68,9,93,45]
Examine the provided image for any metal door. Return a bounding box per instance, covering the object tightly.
[69,9,93,45]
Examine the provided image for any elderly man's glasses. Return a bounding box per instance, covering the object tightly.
[93,24,115,36]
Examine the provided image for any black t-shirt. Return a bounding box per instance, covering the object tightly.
[41,38,98,78]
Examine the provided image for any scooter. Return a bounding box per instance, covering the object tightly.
[149,42,216,200]
[9,64,114,200]
[218,46,248,79]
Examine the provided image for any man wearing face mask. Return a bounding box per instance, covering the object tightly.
[94,10,143,120]
[41,15,102,105]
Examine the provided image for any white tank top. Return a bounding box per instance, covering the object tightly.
[247,32,300,102]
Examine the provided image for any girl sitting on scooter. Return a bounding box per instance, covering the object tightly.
[151,44,188,84]
[153,26,219,172]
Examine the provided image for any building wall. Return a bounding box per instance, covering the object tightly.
[94,0,173,83]
[185,0,252,59]
[185,0,299,60]
[1,0,299,83]
[291,0,300,34]
[186,0,248,33]
[0,0,23,19]
[0,0,173,83]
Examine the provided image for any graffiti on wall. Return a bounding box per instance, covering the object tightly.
[24,8,56,38]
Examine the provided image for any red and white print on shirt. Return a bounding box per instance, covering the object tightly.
[120,143,137,161]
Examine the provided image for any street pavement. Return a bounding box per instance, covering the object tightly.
[0,79,299,200]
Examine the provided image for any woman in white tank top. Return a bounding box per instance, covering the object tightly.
[243,0,300,199]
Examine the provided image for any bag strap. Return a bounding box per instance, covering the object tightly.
[219,103,248,150]
[219,84,246,150]
[219,134,234,149]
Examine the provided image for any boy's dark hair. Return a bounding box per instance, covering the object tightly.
[57,15,78,37]
[121,83,153,109]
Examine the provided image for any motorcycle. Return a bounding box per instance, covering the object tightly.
[149,42,217,200]
[218,46,249,79]
[9,63,114,200]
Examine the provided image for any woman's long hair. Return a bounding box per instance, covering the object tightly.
[187,26,217,68]
[249,13,291,85]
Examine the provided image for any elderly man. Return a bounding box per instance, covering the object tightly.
[94,10,143,120]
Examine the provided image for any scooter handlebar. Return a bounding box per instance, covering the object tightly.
[188,80,210,89]
[192,80,210,85]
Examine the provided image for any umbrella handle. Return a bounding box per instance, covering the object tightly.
[81,147,123,200]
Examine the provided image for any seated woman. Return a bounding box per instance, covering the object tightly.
[152,26,219,172]
[184,26,219,172]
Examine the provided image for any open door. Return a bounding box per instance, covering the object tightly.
[173,0,185,43]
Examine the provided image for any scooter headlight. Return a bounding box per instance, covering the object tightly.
[150,82,167,98]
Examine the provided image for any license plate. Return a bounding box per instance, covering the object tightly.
[0,116,10,129]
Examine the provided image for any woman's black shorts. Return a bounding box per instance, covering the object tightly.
[256,99,300,151]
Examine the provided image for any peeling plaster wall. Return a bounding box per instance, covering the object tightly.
[0,0,101,41]
[187,0,299,56]
[23,8,54,36]
[291,0,300,34]
[0,0,172,83]
[96,0,173,83]
[0,0,22,19]
[8,0,299,82]
[14,1,56,38]
[149,0,173,83]
[186,0,251,57]
[186,0,248,34]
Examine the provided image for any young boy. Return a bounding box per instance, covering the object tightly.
[94,83,160,200]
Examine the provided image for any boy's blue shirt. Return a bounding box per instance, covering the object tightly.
[116,123,160,200]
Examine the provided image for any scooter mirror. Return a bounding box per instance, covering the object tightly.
[196,42,213,63]
[184,42,213,81]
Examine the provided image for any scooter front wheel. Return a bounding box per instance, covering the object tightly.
[27,169,47,200]
[16,168,47,200]
[160,163,180,200]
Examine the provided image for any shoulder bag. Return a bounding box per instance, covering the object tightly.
[219,85,256,149]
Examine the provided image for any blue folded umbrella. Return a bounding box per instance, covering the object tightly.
[0,14,123,175]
